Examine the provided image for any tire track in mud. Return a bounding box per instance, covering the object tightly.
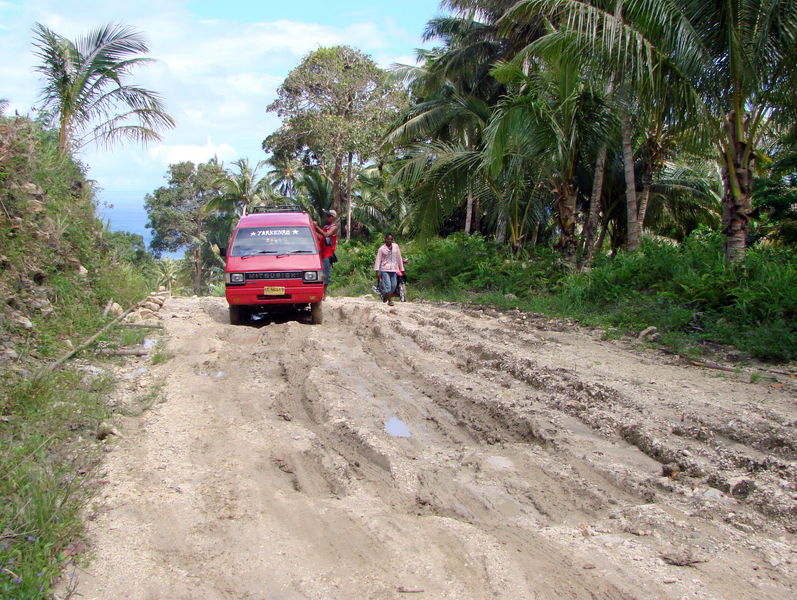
[347,300,797,529]
[72,297,797,600]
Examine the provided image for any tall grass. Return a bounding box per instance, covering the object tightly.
[1,373,113,598]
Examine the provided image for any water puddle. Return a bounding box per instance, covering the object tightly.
[196,370,226,378]
[384,417,411,438]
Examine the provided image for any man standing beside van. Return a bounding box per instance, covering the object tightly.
[314,209,338,297]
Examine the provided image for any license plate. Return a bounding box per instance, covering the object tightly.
[263,286,285,295]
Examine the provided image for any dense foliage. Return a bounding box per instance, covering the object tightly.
[330,233,796,361]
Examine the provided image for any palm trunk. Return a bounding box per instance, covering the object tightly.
[530,222,539,247]
[58,114,71,155]
[721,111,753,262]
[464,126,474,234]
[580,144,608,268]
[465,189,473,234]
[622,115,641,252]
[595,213,610,256]
[473,197,481,232]
[638,183,651,229]
[554,184,578,265]
[192,245,202,296]
[495,208,507,244]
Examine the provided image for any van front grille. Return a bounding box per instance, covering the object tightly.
[245,271,303,280]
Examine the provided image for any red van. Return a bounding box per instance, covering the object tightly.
[221,206,325,325]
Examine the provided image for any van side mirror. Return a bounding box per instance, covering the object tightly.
[219,246,226,257]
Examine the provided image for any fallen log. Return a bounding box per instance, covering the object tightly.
[96,348,150,357]
[37,298,147,376]
[690,360,796,379]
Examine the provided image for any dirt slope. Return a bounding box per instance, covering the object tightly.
[72,296,796,600]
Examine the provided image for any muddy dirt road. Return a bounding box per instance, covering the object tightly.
[74,296,796,599]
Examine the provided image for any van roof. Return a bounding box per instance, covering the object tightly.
[237,211,313,228]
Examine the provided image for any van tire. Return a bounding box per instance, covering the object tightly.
[229,305,247,325]
[310,302,323,325]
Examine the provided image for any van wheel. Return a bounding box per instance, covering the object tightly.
[229,305,248,325]
[310,302,323,325]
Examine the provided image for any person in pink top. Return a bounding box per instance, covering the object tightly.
[374,233,404,306]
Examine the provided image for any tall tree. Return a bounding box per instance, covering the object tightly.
[145,160,225,295]
[507,0,797,260]
[32,22,174,155]
[264,46,405,229]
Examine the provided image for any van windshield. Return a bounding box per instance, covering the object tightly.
[230,226,317,257]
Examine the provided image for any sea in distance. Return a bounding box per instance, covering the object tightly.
[98,190,184,259]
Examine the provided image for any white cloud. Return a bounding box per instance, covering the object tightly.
[1,0,423,192]
[148,138,237,165]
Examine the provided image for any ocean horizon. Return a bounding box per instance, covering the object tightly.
[98,190,185,259]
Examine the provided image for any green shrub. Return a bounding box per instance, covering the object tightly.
[554,233,797,360]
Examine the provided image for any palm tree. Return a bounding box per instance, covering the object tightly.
[153,259,180,293]
[389,0,540,234]
[486,54,613,262]
[643,161,722,241]
[354,164,413,235]
[267,156,302,198]
[32,22,174,155]
[506,0,797,260]
[296,170,334,222]
[206,158,271,216]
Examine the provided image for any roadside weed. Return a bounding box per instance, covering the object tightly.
[150,339,172,365]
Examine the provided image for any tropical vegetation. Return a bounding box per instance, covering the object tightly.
[2,6,797,596]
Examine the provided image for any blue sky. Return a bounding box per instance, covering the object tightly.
[0,0,441,200]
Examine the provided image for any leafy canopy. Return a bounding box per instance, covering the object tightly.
[264,45,405,171]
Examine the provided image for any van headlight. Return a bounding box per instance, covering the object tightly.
[303,271,320,282]
[226,272,245,284]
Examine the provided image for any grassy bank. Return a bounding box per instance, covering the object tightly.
[329,232,797,362]
[1,115,153,597]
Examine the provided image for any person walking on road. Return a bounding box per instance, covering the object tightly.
[314,209,338,298]
[374,233,405,306]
